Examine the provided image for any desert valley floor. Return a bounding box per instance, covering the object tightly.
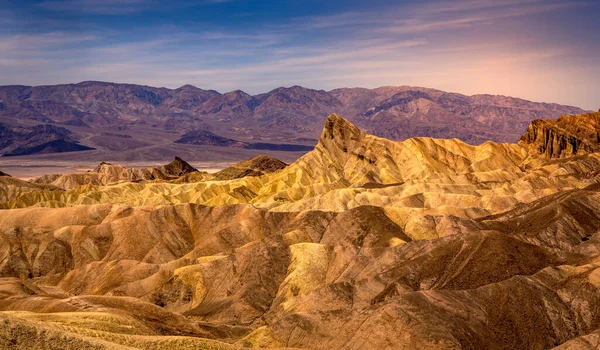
[2,112,600,349]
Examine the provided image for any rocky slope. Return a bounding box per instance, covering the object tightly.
[0,112,600,349]
[213,155,287,180]
[175,130,313,152]
[0,82,588,158]
[31,156,200,190]
[175,130,249,147]
[520,112,600,159]
[0,122,92,156]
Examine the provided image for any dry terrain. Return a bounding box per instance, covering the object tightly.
[1,112,600,349]
[0,82,586,163]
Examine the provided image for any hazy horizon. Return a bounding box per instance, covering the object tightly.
[3,79,595,111]
[2,0,599,110]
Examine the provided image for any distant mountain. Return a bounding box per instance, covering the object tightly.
[0,81,588,157]
[3,140,95,157]
[213,155,287,180]
[0,122,93,157]
[175,129,248,147]
[175,129,313,151]
[330,86,588,144]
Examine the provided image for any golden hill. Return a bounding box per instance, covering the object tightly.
[2,114,598,238]
[1,112,600,349]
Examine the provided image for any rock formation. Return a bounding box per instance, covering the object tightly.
[158,156,199,177]
[213,155,287,180]
[1,112,600,349]
[31,156,200,190]
[520,111,600,158]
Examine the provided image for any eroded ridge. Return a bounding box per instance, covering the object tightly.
[1,112,600,349]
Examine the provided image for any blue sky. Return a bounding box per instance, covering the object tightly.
[1,0,599,109]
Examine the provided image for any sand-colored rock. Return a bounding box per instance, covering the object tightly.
[1,112,600,348]
[31,156,201,190]
[213,155,287,180]
[520,111,600,159]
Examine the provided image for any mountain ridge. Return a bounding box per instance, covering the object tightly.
[520,112,600,159]
[0,81,588,159]
[1,111,600,348]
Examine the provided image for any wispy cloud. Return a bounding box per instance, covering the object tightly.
[0,0,598,109]
[0,32,95,53]
[203,0,239,3]
[39,0,241,15]
[39,0,153,15]
[417,0,549,14]
[383,0,583,34]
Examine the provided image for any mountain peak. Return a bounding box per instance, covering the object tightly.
[214,155,287,180]
[176,84,199,90]
[520,111,600,159]
[160,156,198,176]
[93,161,121,173]
[310,114,373,181]
[321,113,364,142]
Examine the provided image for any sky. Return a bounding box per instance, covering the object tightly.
[0,0,599,110]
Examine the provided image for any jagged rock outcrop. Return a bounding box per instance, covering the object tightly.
[157,156,198,177]
[31,156,199,190]
[213,155,287,180]
[520,112,600,159]
[1,112,600,348]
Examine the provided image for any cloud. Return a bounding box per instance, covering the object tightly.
[0,0,598,109]
[280,0,584,35]
[383,1,583,34]
[0,32,95,53]
[203,0,239,3]
[417,0,548,14]
[0,58,51,68]
[39,0,152,15]
[38,0,241,15]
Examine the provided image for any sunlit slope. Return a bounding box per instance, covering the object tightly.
[2,114,598,220]
[2,185,600,348]
[32,156,202,190]
[2,112,600,348]
[0,310,236,350]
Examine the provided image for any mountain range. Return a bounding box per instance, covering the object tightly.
[0,81,587,160]
[1,111,600,348]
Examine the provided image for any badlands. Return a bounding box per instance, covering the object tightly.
[1,113,600,349]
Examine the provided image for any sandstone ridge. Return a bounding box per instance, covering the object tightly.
[520,111,600,159]
[1,112,600,348]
